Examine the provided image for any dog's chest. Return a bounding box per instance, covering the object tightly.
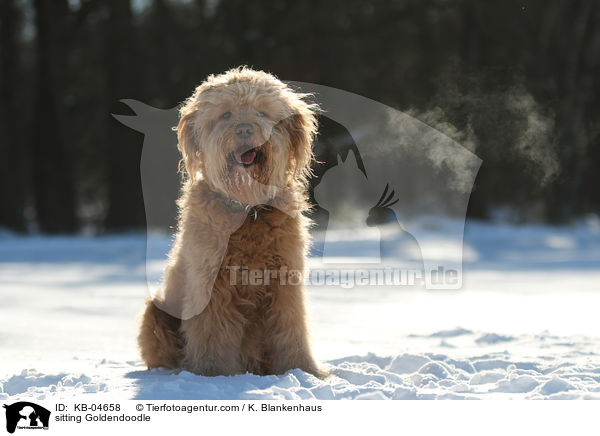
[223,209,291,269]
[218,211,293,317]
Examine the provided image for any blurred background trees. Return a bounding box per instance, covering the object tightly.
[0,0,599,233]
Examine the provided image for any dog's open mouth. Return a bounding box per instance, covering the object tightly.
[231,145,260,167]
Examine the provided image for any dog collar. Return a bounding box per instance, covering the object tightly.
[222,197,271,221]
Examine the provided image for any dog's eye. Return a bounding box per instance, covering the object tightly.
[257,111,267,117]
[221,111,232,120]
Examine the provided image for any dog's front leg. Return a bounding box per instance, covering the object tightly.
[174,215,248,376]
[264,282,324,378]
[180,302,246,376]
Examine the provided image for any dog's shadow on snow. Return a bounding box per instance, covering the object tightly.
[123,367,324,400]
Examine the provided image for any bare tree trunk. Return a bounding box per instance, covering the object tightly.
[0,0,26,231]
[104,0,145,231]
[31,0,77,233]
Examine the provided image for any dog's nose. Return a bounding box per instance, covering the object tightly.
[235,123,254,139]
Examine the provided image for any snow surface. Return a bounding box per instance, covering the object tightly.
[1,218,600,400]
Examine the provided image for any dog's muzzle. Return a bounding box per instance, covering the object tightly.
[231,143,261,167]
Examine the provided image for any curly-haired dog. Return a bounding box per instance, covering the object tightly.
[138,67,324,377]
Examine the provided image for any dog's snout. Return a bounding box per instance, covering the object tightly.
[235,123,254,139]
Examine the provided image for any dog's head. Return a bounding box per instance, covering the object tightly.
[177,67,318,206]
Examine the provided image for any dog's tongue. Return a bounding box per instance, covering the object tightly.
[235,149,256,165]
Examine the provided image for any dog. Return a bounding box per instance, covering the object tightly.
[138,67,324,378]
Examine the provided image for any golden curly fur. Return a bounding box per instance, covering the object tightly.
[138,67,324,377]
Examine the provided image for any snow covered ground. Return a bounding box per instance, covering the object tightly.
[1,217,600,400]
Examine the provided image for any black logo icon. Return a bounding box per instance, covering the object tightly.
[3,402,50,434]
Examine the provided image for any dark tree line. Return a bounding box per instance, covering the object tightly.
[0,0,599,233]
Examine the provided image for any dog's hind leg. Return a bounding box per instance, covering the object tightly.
[138,298,184,369]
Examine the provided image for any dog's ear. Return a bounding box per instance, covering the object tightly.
[176,107,203,180]
[284,109,318,183]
